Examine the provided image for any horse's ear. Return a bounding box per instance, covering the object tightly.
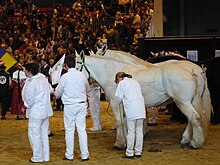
[101,44,108,55]
[75,50,79,57]
[96,47,102,55]
[80,50,85,61]
[80,50,85,56]
[150,51,156,57]
[89,50,95,55]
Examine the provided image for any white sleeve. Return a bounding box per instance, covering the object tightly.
[23,82,36,108]
[115,83,123,103]
[54,76,65,99]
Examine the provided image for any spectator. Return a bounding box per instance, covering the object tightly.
[0,62,11,120]
[10,68,26,120]
[40,58,51,78]
[133,28,143,45]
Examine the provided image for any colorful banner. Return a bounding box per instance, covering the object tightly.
[0,47,17,71]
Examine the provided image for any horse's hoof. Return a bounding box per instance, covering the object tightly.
[181,143,190,149]
[112,146,121,150]
[112,146,125,150]
[181,143,199,150]
[189,145,199,150]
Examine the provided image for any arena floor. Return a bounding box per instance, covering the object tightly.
[0,101,220,165]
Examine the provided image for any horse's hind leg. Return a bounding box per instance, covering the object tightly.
[180,122,192,148]
[175,101,204,149]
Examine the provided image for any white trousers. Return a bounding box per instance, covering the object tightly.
[126,118,144,156]
[28,117,50,162]
[88,89,102,129]
[64,103,89,160]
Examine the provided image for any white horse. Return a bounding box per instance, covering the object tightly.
[76,54,211,149]
[96,48,212,126]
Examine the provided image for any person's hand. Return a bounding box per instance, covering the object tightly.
[51,89,55,95]
[21,107,26,113]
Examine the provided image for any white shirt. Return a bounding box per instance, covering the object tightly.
[55,68,91,105]
[22,73,53,119]
[115,77,146,120]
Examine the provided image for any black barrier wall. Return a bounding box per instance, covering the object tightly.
[138,36,220,61]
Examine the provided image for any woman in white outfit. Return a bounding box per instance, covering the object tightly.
[22,62,53,163]
[88,77,102,131]
[55,55,91,161]
[115,72,146,159]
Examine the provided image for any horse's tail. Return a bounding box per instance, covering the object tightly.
[200,79,213,137]
[192,75,211,139]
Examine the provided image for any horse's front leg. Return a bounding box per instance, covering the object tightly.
[110,100,127,149]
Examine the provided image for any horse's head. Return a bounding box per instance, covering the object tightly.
[75,50,90,79]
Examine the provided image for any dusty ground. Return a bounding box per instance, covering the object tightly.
[0,101,220,165]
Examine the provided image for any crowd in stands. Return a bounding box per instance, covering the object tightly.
[0,0,154,70]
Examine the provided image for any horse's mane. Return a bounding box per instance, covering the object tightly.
[104,50,154,68]
[148,55,186,63]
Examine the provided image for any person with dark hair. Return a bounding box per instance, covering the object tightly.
[55,55,91,161]
[40,58,51,78]
[22,62,53,163]
[0,63,11,120]
[40,58,54,137]
[114,72,146,159]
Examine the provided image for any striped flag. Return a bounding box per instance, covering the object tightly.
[0,46,17,71]
[50,54,65,85]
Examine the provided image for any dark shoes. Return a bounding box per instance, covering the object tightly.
[29,159,43,163]
[81,158,89,161]
[122,155,134,159]
[134,155,142,158]
[122,155,142,159]
[63,157,89,161]
[147,123,158,126]
[48,133,55,137]
[63,157,73,161]
[1,116,6,120]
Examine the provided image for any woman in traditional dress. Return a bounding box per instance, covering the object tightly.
[10,69,26,119]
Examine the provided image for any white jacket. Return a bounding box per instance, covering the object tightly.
[115,77,146,120]
[22,73,53,119]
[55,68,91,105]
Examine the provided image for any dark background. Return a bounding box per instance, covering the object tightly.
[138,0,220,60]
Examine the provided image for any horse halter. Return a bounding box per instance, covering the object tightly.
[77,54,90,78]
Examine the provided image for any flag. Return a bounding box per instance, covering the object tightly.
[50,54,65,85]
[0,46,17,71]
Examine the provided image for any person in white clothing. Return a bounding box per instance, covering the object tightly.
[22,62,53,163]
[88,77,102,131]
[55,55,91,161]
[115,72,146,159]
